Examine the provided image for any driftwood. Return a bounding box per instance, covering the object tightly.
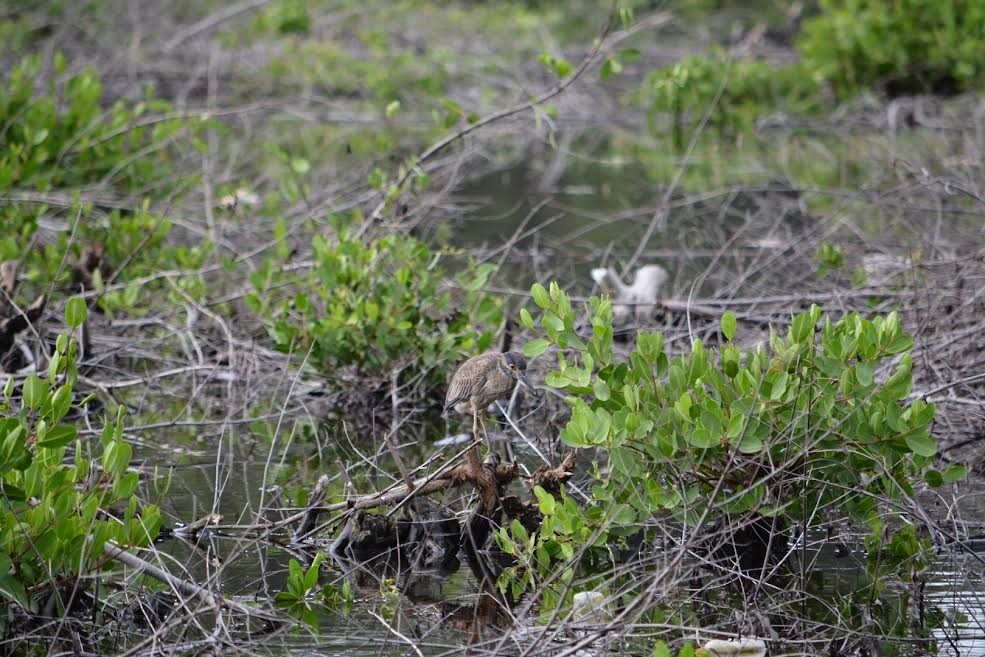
[322,445,520,516]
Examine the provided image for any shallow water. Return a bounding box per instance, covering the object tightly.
[145,416,985,657]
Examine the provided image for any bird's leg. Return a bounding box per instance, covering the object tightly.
[478,412,493,455]
[477,411,503,517]
[465,407,482,474]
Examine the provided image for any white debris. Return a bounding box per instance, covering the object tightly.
[702,638,767,657]
[591,265,668,323]
[571,590,608,623]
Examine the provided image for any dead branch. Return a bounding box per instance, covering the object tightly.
[326,458,520,517]
[103,541,282,622]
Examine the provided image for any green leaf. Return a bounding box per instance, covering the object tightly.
[790,310,815,343]
[511,518,529,545]
[685,428,716,449]
[600,58,623,80]
[50,384,72,421]
[885,334,913,354]
[769,372,788,401]
[523,339,550,358]
[542,313,564,333]
[925,470,943,487]
[941,464,967,483]
[519,307,534,329]
[289,558,303,585]
[856,362,875,387]
[545,371,567,388]
[619,48,642,62]
[104,440,133,475]
[737,432,763,454]
[618,6,633,28]
[0,569,31,611]
[531,283,550,309]
[441,97,463,117]
[674,392,692,423]
[904,431,937,457]
[653,641,671,657]
[304,553,323,591]
[721,311,737,341]
[384,100,400,118]
[22,375,48,410]
[37,424,77,449]
[593,378,610,401]
[726,412,745,438]
[65,298,88,328]
[290,158,310,174]
[533,485,555,515]
[47,351,60,383]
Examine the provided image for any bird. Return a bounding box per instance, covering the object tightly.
[444,352,537,450]
[590,264,668,323]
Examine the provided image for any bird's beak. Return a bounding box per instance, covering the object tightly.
[517,370,540,398]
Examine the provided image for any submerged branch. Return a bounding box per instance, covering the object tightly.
[103,542,282,622]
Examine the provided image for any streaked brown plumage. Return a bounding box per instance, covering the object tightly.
[445,352,535,446]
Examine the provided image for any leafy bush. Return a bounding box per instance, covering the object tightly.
[248,214,502,388]
[498,282,947,605]
[1,54,209,311]
[798,0,985,97]
[640,1,985,145]
[0,300,162,612]
[641,51,820,141]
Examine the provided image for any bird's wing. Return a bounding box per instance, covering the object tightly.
[443,396,467,413]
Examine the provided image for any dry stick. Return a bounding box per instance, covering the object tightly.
[103,542,281,622]
[367,610,426,657]
[385,369,414,491]
[163,0,275,51]
[335,458,356,493]
[917,371,985,400]
[382,431,415,492]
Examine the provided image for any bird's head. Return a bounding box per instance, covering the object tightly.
[502,352,538,397]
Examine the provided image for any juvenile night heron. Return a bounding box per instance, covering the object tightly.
[444,352,536,447]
